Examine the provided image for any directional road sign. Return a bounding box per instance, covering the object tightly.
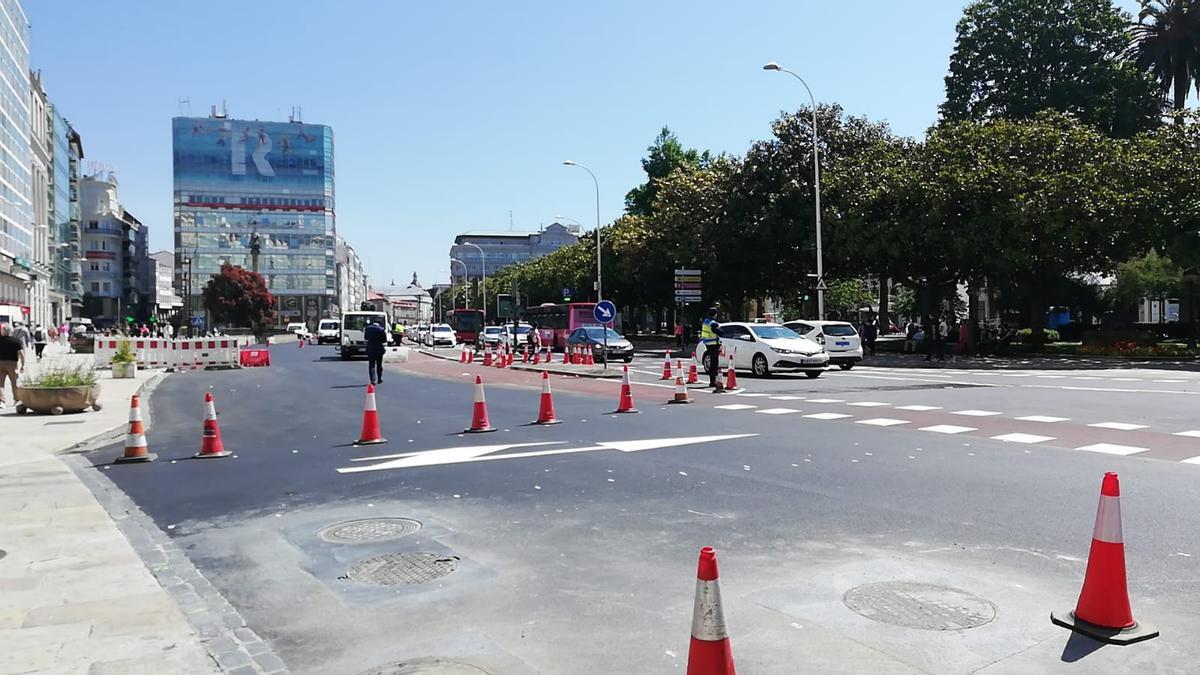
[593,300,616,324]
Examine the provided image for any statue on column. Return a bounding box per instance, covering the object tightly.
[250,231,262,273]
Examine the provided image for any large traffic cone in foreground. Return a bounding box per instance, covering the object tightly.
[613,365,639,413]
[466,376,496,433]
[194,392,231,458]
[533,371,562,425]
[1051,472,1158,644]
[114,394,156,463]
[668,376,692,404]
[687,361,699,384]
[353,384,388,445]
[661,353,674,380]
[687,547,735,675]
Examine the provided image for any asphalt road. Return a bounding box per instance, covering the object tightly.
[86,344,1200,674]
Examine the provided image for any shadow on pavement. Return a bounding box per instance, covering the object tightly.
[1060,631,1106,662]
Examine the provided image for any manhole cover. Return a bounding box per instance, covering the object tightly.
[360,658,488,675]
[843,581,995,630]
[318,518,422,544]
[342,553,458,586]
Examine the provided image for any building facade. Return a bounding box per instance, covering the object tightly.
[334,234,367,316]
[172,113,337,328]
[448,223,578,281]
[149,249,181,320]
[0,0,34,316]
[376,273,433,324]
[50,110,81,321]
[79,172,150,326]
[28,69,50,327]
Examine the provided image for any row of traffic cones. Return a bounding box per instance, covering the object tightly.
[113,392,232,463]
[460,344,600,368]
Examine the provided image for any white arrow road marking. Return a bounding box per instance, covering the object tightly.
[349,442,565,463]
[337,434,757,474]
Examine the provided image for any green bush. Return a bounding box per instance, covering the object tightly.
[21,364,98,388]
[111,340,137,364]
[1013,328,1060,343]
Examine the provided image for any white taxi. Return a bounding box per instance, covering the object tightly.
[696,322,828,378]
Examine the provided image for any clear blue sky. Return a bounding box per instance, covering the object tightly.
[24,0,1144,288]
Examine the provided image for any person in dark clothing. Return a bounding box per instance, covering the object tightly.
[364,317,388,385]
[0,324,25,408]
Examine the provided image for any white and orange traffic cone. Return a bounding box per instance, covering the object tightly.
[668,376,692,404]
[298,338,305,349]
[114,394,156,464]
[508,349,515,367]
[571,346,580,365]
[584,347,594,366]
[532,348,542,365]
[523,345,530,363]
[661,353,674,380]
[687,547,735,675]
[460,345,468,363]
[353,384,388,445]
[613,365,639,413]
[194,392,231,458]
[687,361,699,385]
[466,375,496,433]
[1051,472,1159,644]
[482,347,493,367]
[724,351,739,391]
[533,371,562,425]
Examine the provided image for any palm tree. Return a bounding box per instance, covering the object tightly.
[1130,0,1200,120]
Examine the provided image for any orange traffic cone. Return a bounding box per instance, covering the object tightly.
[353,384,388,445]
[1052,472,1158,644]
[523,345,530,363]
[724,352,738,391]
[508,349,515,367]
[533,348,542,365]
[687,361,699,384]
[466,375,496,433]
[298,338,305,349]
[613,365,639,413]
[533,371,562,425]
[661,353,674,380]
[569,346,579,365]
[483,347,493,367]
[469,346,477,364]
[459,345,468,363]
[687,547,735,675]
[194,392,231,458]
[114,394,156,463]
[668,376,692,404]
[584,348,594,366]
[562,348,570,365]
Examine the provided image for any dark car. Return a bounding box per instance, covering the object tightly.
[68,331,95,354]
[566,326,634,363]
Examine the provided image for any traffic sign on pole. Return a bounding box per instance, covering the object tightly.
[593,300,616,324]
[815,278,829,292]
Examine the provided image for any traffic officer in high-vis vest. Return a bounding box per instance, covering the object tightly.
[700,306,722,388]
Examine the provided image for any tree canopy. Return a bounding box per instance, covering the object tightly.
[202,264,275,334]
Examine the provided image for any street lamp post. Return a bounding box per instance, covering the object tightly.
[562,162,603,303]
[461,242,486,322]
[449,258,467,316]
[763,61,825,320]
[181,256,192,338]
[1184,267,1199,350]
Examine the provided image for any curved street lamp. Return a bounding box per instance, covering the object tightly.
[449,257,467,313]
[763,61,825,320]
[461,242,485,321]
[562,161,603,302]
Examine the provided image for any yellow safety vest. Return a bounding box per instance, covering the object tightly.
[700,318,718,344]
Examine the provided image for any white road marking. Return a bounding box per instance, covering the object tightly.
[769,395,804,401]
[1111,378,1141,382]
[847,401,890,407]
[1088,422,1149,431]
[1002,374,1033,378]
[1182,456,1200,465]
[952,410,1003,417]
[350,442,563,463]
[991,433,1055,444]
[856,418,910,427]
[1022,384,1200,396]
[1072,376,1101,380]
[1154,379,1186,383]
[1173,430,1200,438]
[804,412,852,420]
[1076,443,1149,456]
[920,425,977,435]
[1016,415,1070,423]
[736,393,771,398]
[1036,375,1066,379]
[714,404,757,410]
[807,398,844,404]
[756,408,802,415]
[896,405,942,411]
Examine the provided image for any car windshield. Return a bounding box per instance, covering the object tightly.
[433,326,453,333]
[822,324,858,336]
[484,327,502,335]
[750,325,802,340]
[319,322,338,330]
[343,315,382,331]
[514,326,531,335]
[582,327,623,340]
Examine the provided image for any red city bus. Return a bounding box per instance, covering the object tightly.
[448,308,484,344]
[524,302,597,351]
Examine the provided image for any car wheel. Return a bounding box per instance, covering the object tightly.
[701,351,713,374]
[805,370,822,379]
[752,353,770,378]
[838,362,854,371]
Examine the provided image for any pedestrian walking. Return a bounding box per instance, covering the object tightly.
[904,319,918,353]
[58,321,69,346]
[699,306,723,387]
[364,316,388,385]
[958,319,970,356]
[0,324,24,408]
[32,324,48,360]
[863,316,878,356]
[11,321,29,351]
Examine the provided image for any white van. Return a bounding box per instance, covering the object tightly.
[340,311,388,359]
[316,319,341,344]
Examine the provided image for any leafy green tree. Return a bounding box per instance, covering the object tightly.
[941,0,1163,136]
[1130,0,1200,117]
[1114,249,1183,319]
[624,127,710,217]
[202,264,275,336]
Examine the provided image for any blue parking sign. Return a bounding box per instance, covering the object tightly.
[593,300,616,324]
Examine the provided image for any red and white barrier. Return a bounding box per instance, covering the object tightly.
[95,338,243,371]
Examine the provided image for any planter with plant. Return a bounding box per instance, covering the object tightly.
[15,364,101,415]
[111,340,138,379]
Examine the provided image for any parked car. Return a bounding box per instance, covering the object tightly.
[566,326,634,363]
[68,330,95,354]
[414,324,431,344]
[426,323,456,347]
[481,325,504,348]
[286,322,311,340]
[316,319,341,344]
[783,320,863,370]
[501,323,533,349]
[696,322,828,378]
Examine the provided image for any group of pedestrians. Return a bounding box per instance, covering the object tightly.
[903,316,952,361]
[4,321,68,361]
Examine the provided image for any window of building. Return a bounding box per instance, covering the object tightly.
[90,282,99,292]
[89,262,98,271]
[102,282,111,293]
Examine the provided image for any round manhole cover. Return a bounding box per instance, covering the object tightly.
[342,553,458,586]
[843,581,996,630]
[360,658,488,675]
[319,518,422,544]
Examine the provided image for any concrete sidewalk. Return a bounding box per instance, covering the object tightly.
[0,364,221,674]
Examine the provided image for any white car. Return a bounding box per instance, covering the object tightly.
[501,323,533,349]
[783,320,863,370]
[285,322,310,339]
[426,323,456,347]
[316,319,340,344]
[696,322,828,378]
[481,325,504,348]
